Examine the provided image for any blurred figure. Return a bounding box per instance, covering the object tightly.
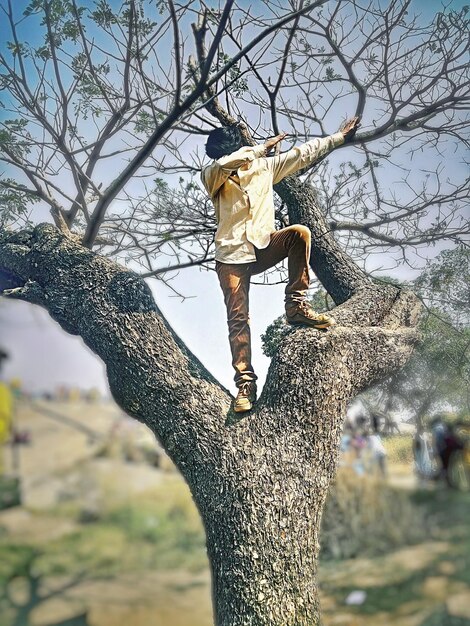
[441,423,464,487]
[368,430,388,478]
[431,414,448,481]
[339,429,353,469]
[371,412,381,434]
[0,349,13,475]
[351,430,367,476]
[340,432,352,453]
[413,428,434,482]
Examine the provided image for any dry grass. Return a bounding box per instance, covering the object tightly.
[321,469,425,560]
[384,435,414,465]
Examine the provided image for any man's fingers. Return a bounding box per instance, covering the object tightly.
[340,116,361,141]
[346,116,360,126]
[265,132,287,152]
[344,116,360,132]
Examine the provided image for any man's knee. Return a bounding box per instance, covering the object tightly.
[291,224,311,243]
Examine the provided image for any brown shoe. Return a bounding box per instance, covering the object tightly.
[234,381,257,413]
[286,301,336,329]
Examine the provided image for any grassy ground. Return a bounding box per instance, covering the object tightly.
[320,487,470,625]
[0,404,469,625]
[1,477,469,625]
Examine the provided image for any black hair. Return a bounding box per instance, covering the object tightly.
[205,125,243,159]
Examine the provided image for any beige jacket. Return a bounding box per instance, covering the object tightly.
[201,132,344,263]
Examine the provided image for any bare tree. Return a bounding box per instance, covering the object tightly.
[0,1,468,624]
[103,0,469,279]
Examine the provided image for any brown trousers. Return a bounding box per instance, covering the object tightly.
[216,225,311,386]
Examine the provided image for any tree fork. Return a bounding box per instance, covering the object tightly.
[0,223,421,625]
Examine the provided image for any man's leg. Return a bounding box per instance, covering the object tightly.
[216,261,257,411]
[251,224,311,302]
[251,225,335,328]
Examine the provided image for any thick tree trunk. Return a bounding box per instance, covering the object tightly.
[0,224,421,625]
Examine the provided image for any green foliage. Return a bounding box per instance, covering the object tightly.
[262,258,469,422]
[34,526,127,577]
[121,1,157,37]
[103,502,204,556]
[6,41,27,57]
[366,259,469,421]
[35,44,51,60]
[24,0,85,45]
[217,53,249,96]
[153,177,169,193]
[0,119,32,159]
[0,480,207,587]
[324,66,342,81]
[133,110,164,136]
[261,314,290,358]
[0,178,39,227]
[420,611,470,626]
[90,0,117,28]
[262,256,469,420]
[0,543,38,584]
[365,306,470,423]
[70,53,111,118]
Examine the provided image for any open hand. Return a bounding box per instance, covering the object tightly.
[340,116,361,142]
[264,132,287,154]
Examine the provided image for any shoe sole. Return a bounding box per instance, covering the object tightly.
[234,402,254,413]
[287,321,334,329]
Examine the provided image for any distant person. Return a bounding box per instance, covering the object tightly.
[371,412,381,433]
[431,414,448,480]
[339,431,353,468]
[340,432,352,453]
[351,432,367,457]
[355,411,369,431]
[413,429,434,481]
[367,430,387,477]
[351,431,367,475]
[441,423,464,487]
[0,349,13,475]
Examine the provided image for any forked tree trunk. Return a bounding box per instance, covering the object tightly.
[0,218,420,626]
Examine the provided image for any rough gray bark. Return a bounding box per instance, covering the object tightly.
[0,223,420,626]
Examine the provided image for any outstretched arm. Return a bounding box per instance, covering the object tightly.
[201,144,267,197]
[268,116,360,184]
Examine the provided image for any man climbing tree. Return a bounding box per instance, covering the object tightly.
[202,118,360,412]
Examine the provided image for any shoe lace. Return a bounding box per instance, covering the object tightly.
[298,301,316,317]
[238,382,255,397]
